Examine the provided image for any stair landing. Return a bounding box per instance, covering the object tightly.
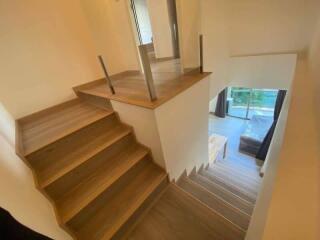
[73,71,211,109]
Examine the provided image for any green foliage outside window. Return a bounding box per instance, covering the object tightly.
[230,87,277,109]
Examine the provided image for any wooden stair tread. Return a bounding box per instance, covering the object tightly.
[190,173,254,215]
[178,177,250,230]
[128,184,245,240]
[200,169,257,204]
[57,144,149,223]
[70,161,167,240]
[38,124,132,188]
[19,99,113,155]
[218,155,262,171]
[215,160,261,181]
[207,166,260,194]
[210,164,261,189]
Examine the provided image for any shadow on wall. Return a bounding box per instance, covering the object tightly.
[0,102,15,147]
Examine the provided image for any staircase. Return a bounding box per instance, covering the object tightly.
[16,92,260,239]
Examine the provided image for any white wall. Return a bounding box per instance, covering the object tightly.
[110,77,210,181]
[201,0,230,99]
[200,0,320,100]
[229,54,297,90]
[155,77,210,180]
[0,0,102,119]
[176,0,201,70]
[80,0,140,74]
[0,102,15,147]
[0,135,71,239]
[110,100,166,169]
[246,81,291,240]
[247,57,320,240]
[309,17,320,129]
[134,0,153,44]
[147,0,174,58]
[226,0,320,56]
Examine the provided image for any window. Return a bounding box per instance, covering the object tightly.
[227,87,278,119]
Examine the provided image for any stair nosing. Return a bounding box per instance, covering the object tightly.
[24,111,114,156]
[40,127,132,189]
[172,184,247,234]
[59,146,150,224]
[183,177,251,220]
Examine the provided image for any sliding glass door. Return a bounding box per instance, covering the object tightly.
[248,89,277,118]
[227,87,278,119]
[227,87,251,118]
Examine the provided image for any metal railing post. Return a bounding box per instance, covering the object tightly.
[199,34,204,73]
[98,55,115,94]
[138,45,157,101]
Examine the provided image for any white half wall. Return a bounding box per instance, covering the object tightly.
[110,100,166,169]
[111,77,210,181]
[155,77,210,180]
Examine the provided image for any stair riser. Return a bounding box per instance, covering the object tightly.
[178,178,250,230]
[76,91,113,110]
[26,114,119,172]
[66,158,151,236]
[211,164,261,184]
[112,176,169,240]
[190,174,254,215]
[44,134,135,201]
[209,167,260,193]
[200,170,256,204]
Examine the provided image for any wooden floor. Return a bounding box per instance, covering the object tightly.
[208,114,264,170]
[74,69,210,109]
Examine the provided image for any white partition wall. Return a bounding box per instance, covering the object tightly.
[155,77,210,180]
[111,76,210,180]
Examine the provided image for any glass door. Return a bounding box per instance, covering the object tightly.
[227,87,278,119]
[227,87,251,119]
[248,89,278,119]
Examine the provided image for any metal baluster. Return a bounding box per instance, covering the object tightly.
[98,55,115,95]
[138,45,157,101]
[199,34,204,73]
